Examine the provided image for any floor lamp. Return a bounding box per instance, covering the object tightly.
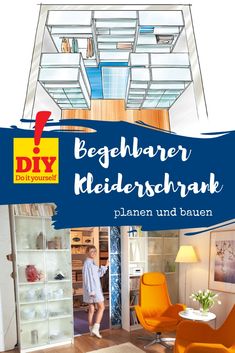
[175,245,198,305]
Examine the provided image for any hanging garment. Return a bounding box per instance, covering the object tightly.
[72,38,79,53]
[86,38,94,58]
[61,37,71,53]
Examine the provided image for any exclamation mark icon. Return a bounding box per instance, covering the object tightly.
[33,111,51,154]
[14,110,59,184]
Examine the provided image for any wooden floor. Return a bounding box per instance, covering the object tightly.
[7,329,175,353]
[62,100,170,131]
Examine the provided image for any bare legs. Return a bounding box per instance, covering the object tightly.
[88,303,95,326]
[88,302,105,338]
[95,301,105,324]
[88,301,105,326]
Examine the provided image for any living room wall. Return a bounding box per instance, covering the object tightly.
[179,222,235,327]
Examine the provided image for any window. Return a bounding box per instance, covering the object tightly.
[102,67,129,99]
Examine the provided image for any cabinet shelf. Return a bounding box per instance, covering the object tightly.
[11,203,73,353]
[48,280,71,284]
[21,314,71,325]
[22,341,49,351]
[19,282,45,286]
[49,314,72,321]
[129,261,145,263]
[20,300,45,305]
[21,337,72,351]
[17,249,70,252]
[71,244,92,247]
[21,318,48,325]
[19,279,71,286]
[48,297,72,302]
[20,297,72,305]
[46,249,70,252]
[17,250,44,253]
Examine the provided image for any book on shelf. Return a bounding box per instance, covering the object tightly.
[130,276,140,291]
[130,307,139,325]
[130,291,139,306]
[72,271,77,282]
[72,259,83,269]
[99,236,108,244]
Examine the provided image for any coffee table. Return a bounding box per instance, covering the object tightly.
[179,310,216,324]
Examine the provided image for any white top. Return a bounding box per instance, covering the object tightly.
[179,310,216,322]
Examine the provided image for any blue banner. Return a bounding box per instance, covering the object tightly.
[0,117,234,231]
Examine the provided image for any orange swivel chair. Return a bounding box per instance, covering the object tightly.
[174,305,235,353]
[135,272,185,349]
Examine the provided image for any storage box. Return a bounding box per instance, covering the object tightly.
[82,235,94,245]
[71,231,83,245]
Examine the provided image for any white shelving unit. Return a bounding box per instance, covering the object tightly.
[39,53,91,109]
[35,9,196,111]
[10,204,73,353]
[46,11,98,67]
[93,10,184,61]
[94,11,138,62]
[126,53,191,109]
[137,11,184,53]
[121,226,179,331]
[45,10,185,65]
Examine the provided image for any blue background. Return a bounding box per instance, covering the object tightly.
[0,119,234,232]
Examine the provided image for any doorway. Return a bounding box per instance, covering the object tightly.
[71,227,110,335]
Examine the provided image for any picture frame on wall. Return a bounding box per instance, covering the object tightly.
[209,230,235,293]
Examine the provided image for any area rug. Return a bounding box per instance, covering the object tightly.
[74,308,110,335]
[88,342,144,353]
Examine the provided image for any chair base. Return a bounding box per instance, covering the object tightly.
[138,332,175,349]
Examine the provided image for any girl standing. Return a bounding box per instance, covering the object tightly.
[83,245,109,338]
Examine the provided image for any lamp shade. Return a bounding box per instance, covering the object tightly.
[175,245,198,263]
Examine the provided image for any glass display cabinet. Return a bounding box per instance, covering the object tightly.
[10,204,73,353]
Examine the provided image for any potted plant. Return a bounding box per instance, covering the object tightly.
[190,289,221,314]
